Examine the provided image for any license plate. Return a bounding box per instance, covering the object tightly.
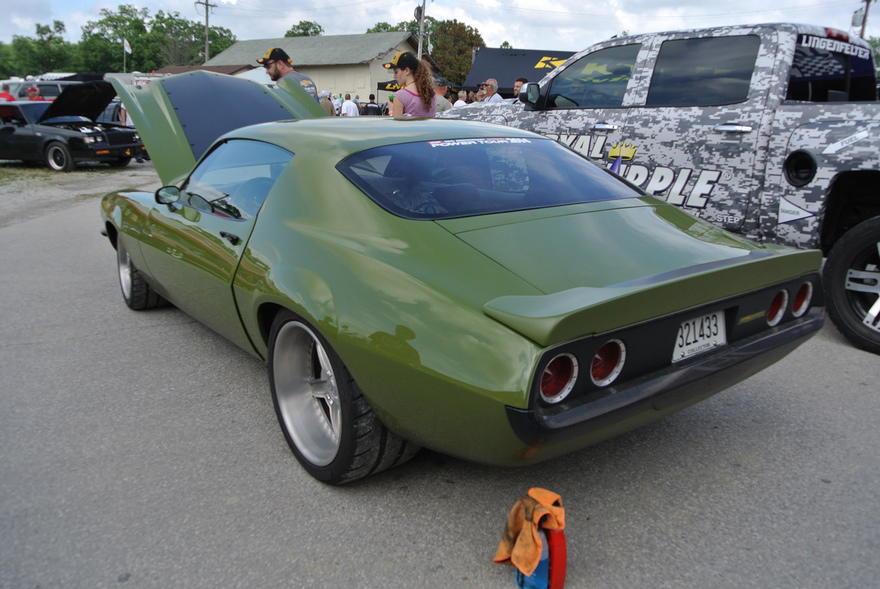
[672,311,726,363]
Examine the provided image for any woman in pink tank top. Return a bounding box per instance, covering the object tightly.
[382,51,436,118]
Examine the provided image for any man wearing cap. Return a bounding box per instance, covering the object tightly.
[433,76,453,113]
[257,47,318,100]
[26,86,46,101]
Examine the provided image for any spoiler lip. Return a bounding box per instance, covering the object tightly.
[483,249,822,347]
[506,308,824,446]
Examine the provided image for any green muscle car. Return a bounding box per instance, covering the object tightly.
[101,71,824,484]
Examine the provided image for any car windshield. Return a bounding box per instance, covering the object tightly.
[337,137,639,220]
[0,102,50,124]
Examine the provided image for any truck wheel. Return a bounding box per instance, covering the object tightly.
[824,216,880,354]
[45,141,74,172]
[268,312,419,484]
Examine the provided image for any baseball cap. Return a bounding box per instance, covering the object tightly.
[257,47,292,66]
[383,51,420,71]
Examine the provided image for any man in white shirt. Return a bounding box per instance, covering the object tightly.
[340,93,360,116]
[481,79,504,103]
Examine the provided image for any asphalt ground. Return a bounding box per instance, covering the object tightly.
[1,162,878,588]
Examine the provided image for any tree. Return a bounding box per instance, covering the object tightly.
[285,21,324,37]
[78,5,157,73]
[10,21,78,76]
[431,20,485,85]
[0,43,13,78]
[77,4,236,73]
[500,41,512,49]
[150,10,236,66]
[366,17,438,44]
[366,22,403,33]
[869,36,880,67]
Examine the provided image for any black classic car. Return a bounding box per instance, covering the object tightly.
[0,80,146,171]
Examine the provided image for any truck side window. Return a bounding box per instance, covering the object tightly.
[546,44,640,108]
[786,35,876,102]
[646,36,760,106]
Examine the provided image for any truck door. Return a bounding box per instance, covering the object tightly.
[623,31,773,233]
[515,43,644,165]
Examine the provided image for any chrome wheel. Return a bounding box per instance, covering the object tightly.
[843,239,880,334]
[272,321,341,466]
[825,216,880,354]
[117,243,132,302]
[45,142,71,171]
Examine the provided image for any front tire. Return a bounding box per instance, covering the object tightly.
[824,216,880,354]
[44,141,74,172]
[268,311,419,484]
[116,240,165,310]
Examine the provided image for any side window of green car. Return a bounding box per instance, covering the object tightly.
[182,139,293,219]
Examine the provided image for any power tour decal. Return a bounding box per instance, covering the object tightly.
[546,133,722,209]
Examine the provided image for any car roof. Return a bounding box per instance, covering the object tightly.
[221,117,542,160]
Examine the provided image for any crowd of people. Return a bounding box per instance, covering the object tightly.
[0,83,46,101]
[257,47,529,118]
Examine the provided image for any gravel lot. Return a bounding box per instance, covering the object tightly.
[0,160,161,229]
[2,161,878,589]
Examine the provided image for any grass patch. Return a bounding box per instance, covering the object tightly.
[0,163,54,184]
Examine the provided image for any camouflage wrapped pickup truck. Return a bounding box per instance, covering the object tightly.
[443,23,880,354]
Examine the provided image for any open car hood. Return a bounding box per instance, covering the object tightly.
[38,80,116,123]
[110,70,327,185]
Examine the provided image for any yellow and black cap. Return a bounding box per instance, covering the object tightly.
[382,51,420,70]
[257,47,292,66]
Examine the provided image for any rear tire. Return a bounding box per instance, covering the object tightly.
[116,240,165,310]
[268,311,419,484]
[44,141,74,172]
[824,216,880,354]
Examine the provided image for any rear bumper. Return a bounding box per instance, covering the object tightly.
[505,309,823,451]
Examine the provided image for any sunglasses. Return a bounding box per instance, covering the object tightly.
[263,60,275,69]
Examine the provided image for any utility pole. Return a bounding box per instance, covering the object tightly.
[415,0,427,60]
[195,0,217,64]
[858,0,873,39]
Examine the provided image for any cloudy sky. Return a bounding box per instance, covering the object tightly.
[2,0,877,52]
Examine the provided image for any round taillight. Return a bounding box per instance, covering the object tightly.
[590,339,626,387]
[767,290,789,326]
[791,282,813,317]
[540,353,578,404]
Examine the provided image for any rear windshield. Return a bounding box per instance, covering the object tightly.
[786,34,876,102]
[337,137,639,220]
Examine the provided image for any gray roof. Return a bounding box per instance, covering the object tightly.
[205,32,418,67]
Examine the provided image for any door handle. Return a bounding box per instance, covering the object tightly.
[591,123,620,131]
[712,124,753,133]
[220,231,241,245]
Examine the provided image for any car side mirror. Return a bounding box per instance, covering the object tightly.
[521,83,542,110]
[155,185,181,205]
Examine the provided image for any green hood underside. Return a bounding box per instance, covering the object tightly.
[110,71,325,185]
